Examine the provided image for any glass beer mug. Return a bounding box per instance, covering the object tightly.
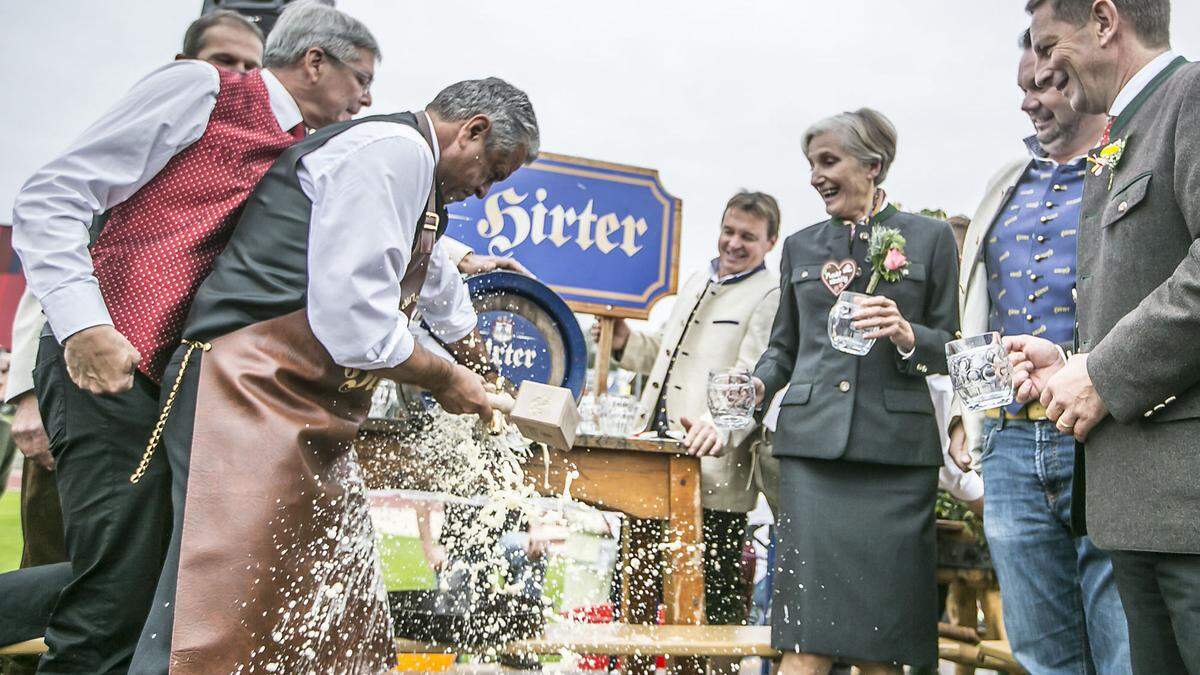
[707,368,757,430]
[946,332,1015,412]
[828,291,876,356]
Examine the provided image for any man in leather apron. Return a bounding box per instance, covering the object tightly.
[131,78,539,674]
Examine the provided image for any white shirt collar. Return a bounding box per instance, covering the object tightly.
[1024,135,1089,167]
[261,68,304,133]
[1109,50,1178,117]
[423,111,440,163]
[708,258,765,284]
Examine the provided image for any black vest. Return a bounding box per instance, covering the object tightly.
[184,112,446,342]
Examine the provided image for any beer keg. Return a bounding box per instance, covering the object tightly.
[358,271,586,487]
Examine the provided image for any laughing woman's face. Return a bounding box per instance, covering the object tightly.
[806,132,880,222]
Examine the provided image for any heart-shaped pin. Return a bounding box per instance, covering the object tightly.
[820,259,859,296]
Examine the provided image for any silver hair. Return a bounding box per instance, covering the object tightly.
[427,78,540,161]
[263,0,380,68]
[802,108,898,185]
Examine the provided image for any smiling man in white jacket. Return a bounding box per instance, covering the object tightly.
[595,191,780,667]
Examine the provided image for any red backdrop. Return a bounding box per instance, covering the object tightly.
[0,226,27,351]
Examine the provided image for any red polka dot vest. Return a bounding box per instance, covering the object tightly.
[90,69,303,382]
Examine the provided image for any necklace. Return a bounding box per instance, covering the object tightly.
[845,188,887,243]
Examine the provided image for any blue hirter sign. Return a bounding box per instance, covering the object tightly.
[446,152,682,319]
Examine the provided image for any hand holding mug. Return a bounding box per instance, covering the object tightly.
[1003,334,1065,404]
[851,295,915,352]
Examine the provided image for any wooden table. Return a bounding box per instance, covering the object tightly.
[358,428,705,626]
[523,435,704,622]
[521,433,704,674]
[356,427,706,672]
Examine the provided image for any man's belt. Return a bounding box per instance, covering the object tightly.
[985,401,1049,420]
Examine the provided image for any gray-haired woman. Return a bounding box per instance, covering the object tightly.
[752,108,959,674]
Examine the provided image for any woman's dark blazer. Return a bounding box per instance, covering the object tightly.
[754,206,960,466]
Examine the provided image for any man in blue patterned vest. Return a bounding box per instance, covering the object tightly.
[949,29,1130,674]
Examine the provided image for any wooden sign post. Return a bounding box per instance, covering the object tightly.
[593,315,617,395]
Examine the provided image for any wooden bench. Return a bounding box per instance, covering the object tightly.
[939,638,1027,674]
[396,622,1026,673]
[0,638,46,656]
[395,623,775,658]
[4,626,1023,672]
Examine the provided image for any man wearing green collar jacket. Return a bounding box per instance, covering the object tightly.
[1014,0,1200,670]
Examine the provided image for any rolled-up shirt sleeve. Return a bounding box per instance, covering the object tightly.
[940,462,984,502]
[304,126,436,370]
[10,60,219,342]
[418,238,477,344]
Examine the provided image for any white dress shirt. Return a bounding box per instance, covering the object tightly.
[927,374,984,502]
[298,114,476,370]
[6,288,44,402]
[10,60,303,343]
[707,258,764,284]
[1110,50,1179,117]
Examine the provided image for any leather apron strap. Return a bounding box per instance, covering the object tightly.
[413,112,440,254]
[398,112,443,317]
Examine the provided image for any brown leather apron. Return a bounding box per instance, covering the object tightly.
[167,116,444,674]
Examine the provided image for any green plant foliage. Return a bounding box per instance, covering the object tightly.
[936,490,987,546]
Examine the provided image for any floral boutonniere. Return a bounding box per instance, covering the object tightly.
[866,227,908,294]
[1088,136,1128,190]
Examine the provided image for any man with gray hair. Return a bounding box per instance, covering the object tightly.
[8,1,377,670]
[1011,0,1200,670]
[127,77,538,674]
[1,10,274,604]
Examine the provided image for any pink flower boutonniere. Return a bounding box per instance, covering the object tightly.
[866,227,909,294]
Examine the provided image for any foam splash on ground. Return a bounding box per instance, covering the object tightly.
[232,449,394,675]
[389,409,564,606]
[234,403,594,673]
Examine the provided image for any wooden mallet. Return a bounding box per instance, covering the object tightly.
[486,381,580,450]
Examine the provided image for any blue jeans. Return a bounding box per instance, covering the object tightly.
[981,417,1131,674]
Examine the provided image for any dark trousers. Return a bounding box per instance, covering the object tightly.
[0,563,72,645]
[0,458,68,675]
[702,509,751,626]
[1109,549,1200,674]
[2,465,69,675]
[32,336,172,674]
[616,510,748,675]
[129,347,199,675]
[619,509,750,624]
[20,459,67,568]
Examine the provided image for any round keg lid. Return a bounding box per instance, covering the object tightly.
[466,271,587,400]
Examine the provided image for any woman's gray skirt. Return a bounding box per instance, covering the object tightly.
[771,456,939,668]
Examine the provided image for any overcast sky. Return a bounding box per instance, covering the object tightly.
[2,1,1198,325]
